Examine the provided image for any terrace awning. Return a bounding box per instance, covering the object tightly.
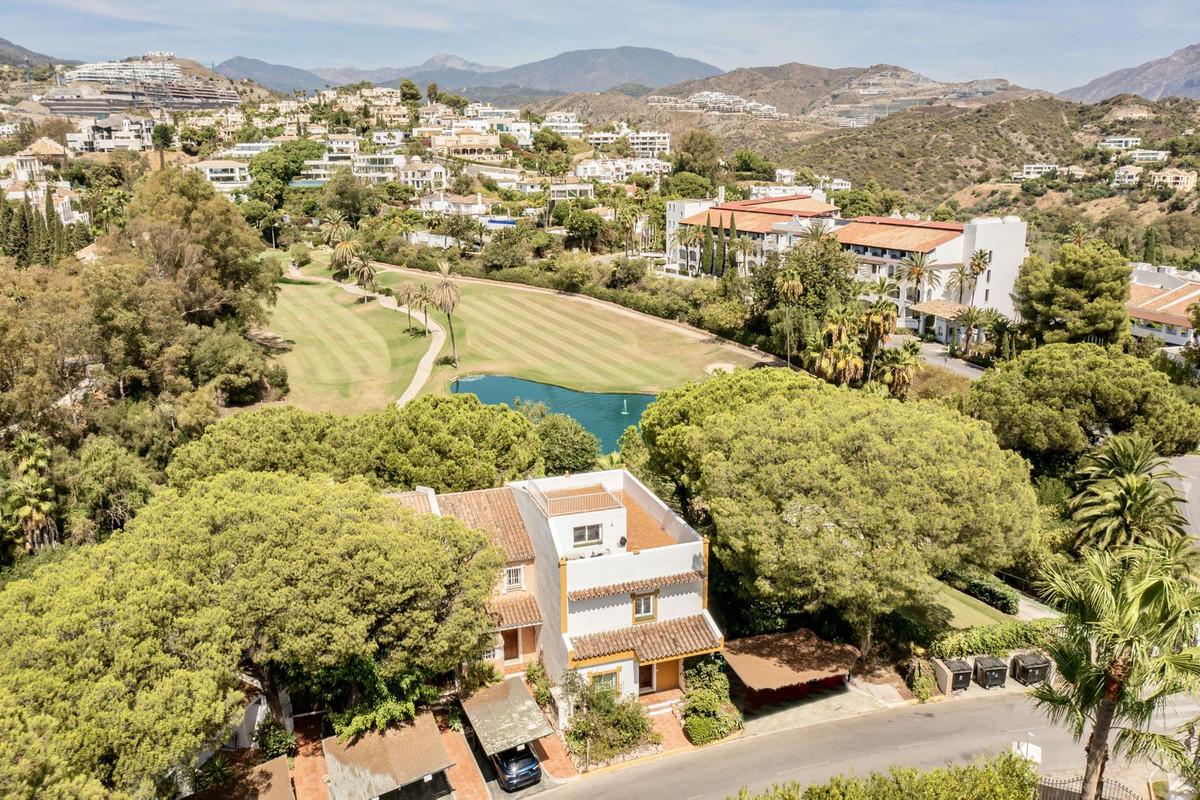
[721,629,860,692]
[460,677,553,756]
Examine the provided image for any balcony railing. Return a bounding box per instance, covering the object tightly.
[527,483,623,517]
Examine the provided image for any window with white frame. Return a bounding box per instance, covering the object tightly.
[590,670,618,692]
[504,565,524,592]
[572,523,602,547]
[633,592,656,622]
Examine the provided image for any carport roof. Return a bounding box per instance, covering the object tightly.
[322,711,453,800]
[460,677,553,756]
[722,629,860,692]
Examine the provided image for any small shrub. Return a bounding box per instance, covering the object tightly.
[254,716,297,759]
[681,656,742,745]
[193,754,233,792]
[562,670,660,767]
[905,657,936,703]
[288,242,312,267]
[463,660,501,694]
[525,661,553,708]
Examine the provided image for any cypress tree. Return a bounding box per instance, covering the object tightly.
[727,213,739,274]
[716,222,727,277]
[10,203,30,269]
[701,213,714,275]
[1143,228,1161,264]
[0,199,10,255]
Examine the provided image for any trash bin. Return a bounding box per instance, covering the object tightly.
[1011,652,1051,686]
[933,658,973,695]
[974,655,1007,689]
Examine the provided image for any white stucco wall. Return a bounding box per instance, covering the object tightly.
[962,217,1027,319]
[568,581,703,636]
[577,658,638,699]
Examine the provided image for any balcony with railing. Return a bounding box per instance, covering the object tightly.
[527,482,623,517]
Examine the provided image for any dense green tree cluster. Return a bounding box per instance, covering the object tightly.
[0,195,90,268]
[1013,241,1130,345]
[968,343,1200,473]
[247,138,327,207]
[0,471,501,796]
[628,369,1037,647]
[167,395,541,490]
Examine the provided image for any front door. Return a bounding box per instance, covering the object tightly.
[638,663,655,694]
[502,629,520,662]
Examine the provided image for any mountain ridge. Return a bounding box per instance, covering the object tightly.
[214,56,327,93]
[1061,42,1200,102]
[0,37,75,67]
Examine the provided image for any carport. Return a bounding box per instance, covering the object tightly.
[461,677,553,757]
[721,629,860,710]
[322,711,454,800]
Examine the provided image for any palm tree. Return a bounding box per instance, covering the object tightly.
[1068,434,1186,551]
[7,473,57,553]
[878,340,923,399]
[896,252,942,304]
[732,235,756,277]
[968,248,992,285]
[820,304,859,347]
[800,220,833,247]
[1033,541,1200,800]
[864,276,898,302]
[1068,222,1090,248]
[349,256,377,293]
[415,283,435,336]
[432,262,461,364]
[321,211,351,246]
[397,284,419,334]
[953,306,984,356]
[815,338,864,386]
[330,238,360,279]
[945,263,973,305]
[676,226,704,275]
[776,270,804,368]
[861,297,897,383]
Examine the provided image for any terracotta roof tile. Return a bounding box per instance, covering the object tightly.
[571,614,721,662]
[836,218,963,252]
[567,571,701,602]
[437,488,534,563]
[387,491,431,514]
[488,593,542,630]
[909,299,967,320]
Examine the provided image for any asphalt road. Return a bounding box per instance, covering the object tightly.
[541,693,1126,800]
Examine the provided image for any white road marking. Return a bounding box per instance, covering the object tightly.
[779,760,832,775]
[897,740,937,750]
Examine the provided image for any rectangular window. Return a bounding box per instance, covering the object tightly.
[986,270,992,283]
[591,670,618,692]
[633,592,656,622]
[504,565,524,592]
[572,524,602,547]
[984,289,989,302]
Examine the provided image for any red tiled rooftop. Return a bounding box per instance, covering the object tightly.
[436,488,535,563]
[570,614,721,662]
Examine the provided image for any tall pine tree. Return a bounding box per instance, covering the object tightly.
[9,203,31,268]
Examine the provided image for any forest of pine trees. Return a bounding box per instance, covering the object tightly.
[0,194,91,268]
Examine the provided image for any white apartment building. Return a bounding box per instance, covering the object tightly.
[540,112,584,139]
[750,184,830,201]
[1127,264,1200,347]
[1127,149,1170,163]
[397,159,449,192]
[585,123,671,158]
[818,176,852,192]
[1112,164,1143,187]
[352,153,408,185]
[493,120,534,147]
[64,58,183,84]
[217,141,278,159]
[0,123,19,138]
[1100,136,1141,151]
[1149,168,1198,193]
[574,157,671,184]
[66,115,154,153]
[372,130,410,147]
[465,103,520,121]
[837,215,1028,340]
[416,191,489,217]
[774,168,796,185]
[322,133,360,159]
[1012,163,1058,180]
[191,160,252,194]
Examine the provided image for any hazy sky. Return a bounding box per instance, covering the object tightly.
[6,0,1199,91]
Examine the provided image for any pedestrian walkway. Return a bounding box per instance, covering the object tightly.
[291,717,329,800]
[650,713,694,752]
[533,732,578,781]
[440,726,490,800]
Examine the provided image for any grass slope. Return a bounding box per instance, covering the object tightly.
[268,280,427,414]
[374,271,758,395]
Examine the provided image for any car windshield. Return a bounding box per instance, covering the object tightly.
[498,749,537,772]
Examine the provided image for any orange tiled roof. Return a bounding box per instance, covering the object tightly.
[909,299,967,320]
[437,488,535,563]
[387,491,431,514]
[571,614,721,662]
[567,571,701,602]
[488,593,542,630]
[836,217,964,253]
[1127,280,1200,328]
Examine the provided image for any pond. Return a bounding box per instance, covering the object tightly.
[450,375,656,453]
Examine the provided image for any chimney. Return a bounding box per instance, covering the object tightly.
[717,185,726,205]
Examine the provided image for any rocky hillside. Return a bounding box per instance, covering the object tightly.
[1063,42,1200,102]
[781,95,1200,203]
[215,56,327,94]
[0,37,73,68]
[659,63,863,116]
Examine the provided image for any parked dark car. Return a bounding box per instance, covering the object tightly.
[491,744,542,792]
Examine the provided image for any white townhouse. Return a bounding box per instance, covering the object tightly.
[1011,163,1058,180]
[372,130,409,147]
[1127,149,1170,163]
[540,112,584,139]
[586,123,671,158]
[392,470,722,699]
[835,214,1028,340]
[574,157,671,184]
[1112,164,1144,187]
[351,153,408,185]
[397,158,449,192]
[190,160,252,194]
[217,141,278,159]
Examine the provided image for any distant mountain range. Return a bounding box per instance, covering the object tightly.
[1062,42,1200,102]
[0,37,75,67]
[309,54,501,87]
[218,46,720,95]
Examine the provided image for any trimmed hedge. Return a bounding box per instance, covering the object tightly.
[682,657,743,746]
[944,570,1020,616]
[928,618,1058,659]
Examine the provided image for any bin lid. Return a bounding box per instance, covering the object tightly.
[1014,652,1050,667]
[975,655,1006,669]
[943,659,971,673]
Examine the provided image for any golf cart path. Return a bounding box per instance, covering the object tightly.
[288,263,445,406]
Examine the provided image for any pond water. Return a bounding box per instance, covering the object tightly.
[450,375,655,453]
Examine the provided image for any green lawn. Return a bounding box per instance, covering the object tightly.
[268,279,429,414]
[902,581,1015,633]
[374,270,758,395]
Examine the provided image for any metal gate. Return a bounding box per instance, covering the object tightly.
[1037,776,1142,800]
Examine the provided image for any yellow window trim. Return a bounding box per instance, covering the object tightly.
[631,589,659,625]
